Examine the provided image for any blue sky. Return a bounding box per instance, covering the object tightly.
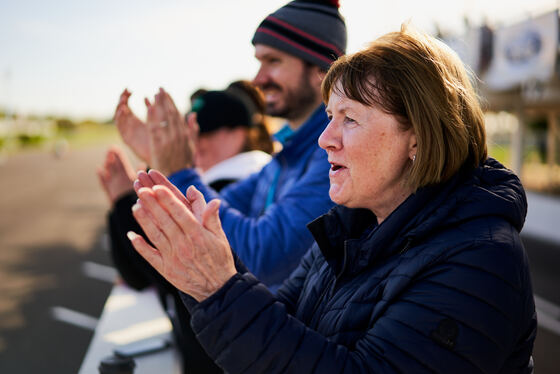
[1,0,557,120]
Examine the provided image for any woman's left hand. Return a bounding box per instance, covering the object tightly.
[127,184,237,302]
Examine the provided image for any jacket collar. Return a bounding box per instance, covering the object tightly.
[307,164,471,276]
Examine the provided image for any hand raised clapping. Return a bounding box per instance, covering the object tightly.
[114,89,151,164]
[113,88,199,176]
[127,169,236,302]
[145,88,198,176]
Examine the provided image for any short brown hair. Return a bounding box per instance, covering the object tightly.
[322,25,487,190]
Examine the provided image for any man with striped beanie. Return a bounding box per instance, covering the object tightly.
[251,0,346,126]
[253,0,346,72]
[160,0,348,292]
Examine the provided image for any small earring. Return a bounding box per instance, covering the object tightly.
[412,154,416,162]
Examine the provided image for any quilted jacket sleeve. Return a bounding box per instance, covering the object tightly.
[186,239,536,374]
[188,273,378,374]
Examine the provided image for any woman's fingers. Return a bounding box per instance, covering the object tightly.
[186,185,206,222]
[202,199,223,235]
[136,187,186,238]
[134,169,192,211]
[126,231,163,273]
[136,170,155,189]
[134,172,154,194]
[152,185,199,235]
[147,169,191,208]
[130,184,235,302]
[131,193,173,251]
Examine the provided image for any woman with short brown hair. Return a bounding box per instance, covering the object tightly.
[128,26,536,373]
[322,26,487,190]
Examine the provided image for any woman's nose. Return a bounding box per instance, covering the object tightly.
[318,119,340,151]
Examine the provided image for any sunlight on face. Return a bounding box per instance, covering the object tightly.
[252,44,319,122]
[319,82,417,221]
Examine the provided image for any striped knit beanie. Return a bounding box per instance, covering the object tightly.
[252,0,347,71]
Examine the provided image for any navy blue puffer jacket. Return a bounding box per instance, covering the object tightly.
[183,158,537,373]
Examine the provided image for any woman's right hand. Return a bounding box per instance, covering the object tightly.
[127,182,237,302]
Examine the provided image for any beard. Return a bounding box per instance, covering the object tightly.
[262,66,319,121]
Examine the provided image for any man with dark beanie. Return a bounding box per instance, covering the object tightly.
[252,0,346,73]
[109,1,346,372]
[164,0,346,287]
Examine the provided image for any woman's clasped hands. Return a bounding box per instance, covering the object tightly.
[127,169,237,302]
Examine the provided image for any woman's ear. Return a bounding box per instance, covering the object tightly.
[408,131,417,160]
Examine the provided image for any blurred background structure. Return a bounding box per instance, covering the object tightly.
[1,1,560,373]
[440,8,560,194]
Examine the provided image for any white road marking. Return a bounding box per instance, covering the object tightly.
[50,306,98,331]
[82,261,117,283]
[100,233,111,252]
[535,295,560,336]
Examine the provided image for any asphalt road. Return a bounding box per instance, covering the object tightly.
[521,234,560,374]
[0,144,559,373]
[0,145,115,373]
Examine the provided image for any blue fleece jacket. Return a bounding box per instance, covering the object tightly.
[183,159,536,373]
[169,105,334,289]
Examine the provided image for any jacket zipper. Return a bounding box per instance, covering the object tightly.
[309,244,349,328]
[309,238,411,328]
[399,237,413,254]
[329,242,349,298]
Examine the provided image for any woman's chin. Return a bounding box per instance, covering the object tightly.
[329,186,347,206]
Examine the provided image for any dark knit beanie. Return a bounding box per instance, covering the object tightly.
[190,91,252,134]
[252,0,347,71]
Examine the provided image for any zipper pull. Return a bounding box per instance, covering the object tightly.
[399,237,413,254]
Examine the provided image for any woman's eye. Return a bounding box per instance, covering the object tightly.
[344,116,356,124]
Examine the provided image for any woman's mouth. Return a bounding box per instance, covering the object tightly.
[330,162,345,173]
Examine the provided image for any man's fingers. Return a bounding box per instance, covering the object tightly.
[126,231,163,272]
[115,90,131,119]
[161,94,180,138]
[118,89,131,106]
[146,102,157,127]
[162,89,179,114]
